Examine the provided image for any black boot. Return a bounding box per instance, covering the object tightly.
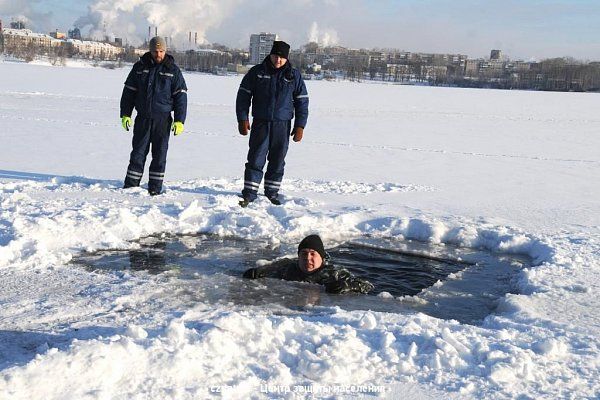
[267,195,281,205]
[123,180,140,189]
[239,196,253,208]
[239,199,250,208]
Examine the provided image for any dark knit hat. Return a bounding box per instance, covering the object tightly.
[298,235,326,259]
[270,40,290,59]
[149,36,167,51]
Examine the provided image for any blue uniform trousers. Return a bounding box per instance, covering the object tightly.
[243,120,291,201]
[124,114,172,193]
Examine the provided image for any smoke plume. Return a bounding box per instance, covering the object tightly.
[0,0,53,32]
[74,0,241,47]
[308,21,339,47]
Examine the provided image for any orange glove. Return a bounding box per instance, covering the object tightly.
[292,126,303,142]
[238,120,250,135]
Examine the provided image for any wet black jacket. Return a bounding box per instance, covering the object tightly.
[243,259,373,294]
[120,52,187,122]
[236,56,309,127]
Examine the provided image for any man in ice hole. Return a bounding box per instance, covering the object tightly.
[243,235,374,294]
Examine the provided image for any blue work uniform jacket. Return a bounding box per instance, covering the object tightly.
[120,52,187,123]
[236,56,309,128]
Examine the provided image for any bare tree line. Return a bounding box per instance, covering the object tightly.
[2,34,599,91]
[289,43,600,92]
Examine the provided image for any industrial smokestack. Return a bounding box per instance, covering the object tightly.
[194,32,197,45]
[148,26,151,39]
[189,32,191,43]
[155,27,157,37]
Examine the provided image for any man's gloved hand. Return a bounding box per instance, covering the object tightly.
[355,279,375,294]
[238,120,250,136]
[292,126,303,142]
[172,121,184,136]
[242,268,264,279]
[325,280,350,294]
[325,278,374,294]
[121,116,132,131]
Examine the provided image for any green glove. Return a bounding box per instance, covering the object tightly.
[172,121,184,136]
[121,116,132,131]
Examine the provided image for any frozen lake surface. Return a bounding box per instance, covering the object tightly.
[1,60,599,399]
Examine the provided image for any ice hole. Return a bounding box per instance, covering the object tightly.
[72,234,530,325]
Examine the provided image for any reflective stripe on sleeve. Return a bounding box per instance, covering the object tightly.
[124,84,138,91]
[239,87,251,94]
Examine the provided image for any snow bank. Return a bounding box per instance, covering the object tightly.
[1,177,595,399]
[2,301,594,399]
[0,178,551,272]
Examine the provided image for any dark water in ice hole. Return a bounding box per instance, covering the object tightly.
[72,234,530,325]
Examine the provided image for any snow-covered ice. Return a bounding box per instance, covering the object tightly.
[0,61,599,399]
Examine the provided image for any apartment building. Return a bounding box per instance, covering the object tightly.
[249,32,278,65]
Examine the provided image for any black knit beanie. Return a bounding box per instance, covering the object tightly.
[298,235,326,259]
[270,41,290,59]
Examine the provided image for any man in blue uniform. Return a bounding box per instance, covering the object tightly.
[120,36,188,196]
[236,40,309,207]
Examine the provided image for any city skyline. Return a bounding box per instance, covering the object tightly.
[1,0,599,61]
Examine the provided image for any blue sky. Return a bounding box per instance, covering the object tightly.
[2,0,599,60]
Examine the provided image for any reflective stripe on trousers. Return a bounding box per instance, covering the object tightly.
[124,114,172,192]
[242,119,290,201]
